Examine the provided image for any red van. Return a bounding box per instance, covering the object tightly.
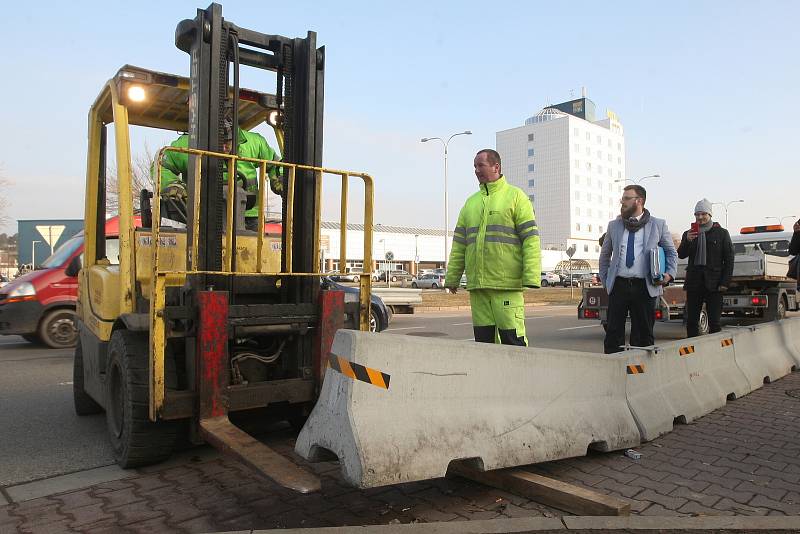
[0,217,137,348]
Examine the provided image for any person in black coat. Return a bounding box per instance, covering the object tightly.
[677,199,734,337]
[790,220,800,284]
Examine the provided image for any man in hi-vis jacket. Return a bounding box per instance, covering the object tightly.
[445,149,541,346]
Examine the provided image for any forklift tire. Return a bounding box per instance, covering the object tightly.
[698,306,709,335]
[105,330,176,468]
[73,339,103,416]
[39,308,78,349]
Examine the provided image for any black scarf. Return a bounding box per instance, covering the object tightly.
[622,209,651,233]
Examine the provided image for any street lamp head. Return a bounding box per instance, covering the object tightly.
[420,138,430,142]
[463,131,472,135]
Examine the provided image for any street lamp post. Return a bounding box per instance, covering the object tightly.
[765,215,797,229]
[31,240,41,270]
[711,200,745,228]
[421,130,472,272]
[614,173,660,184]
[414,234,419,275]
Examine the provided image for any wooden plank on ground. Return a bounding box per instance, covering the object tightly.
[448,462,630,516]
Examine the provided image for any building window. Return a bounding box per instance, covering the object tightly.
[575,191,580,200]
[527,148,535,157]
[574,128,579,136]
[528,133,534,141]
[618,171,622,178]
[588,224,592,232]
[586,132,590,141]
[528,178,535,187]
[574,143,580,152]
[528,194,535,203]
[574,175,580,184]
[597,135,602,144]
[595,245,600,252]
[598,150,603,159]
[584,244,589,252]
[608,168,612,177]
[586,162,592,171]
[576,223,581,231]
[585,146,590,155]
[598,165,603,174]
[574,159,580,169]
[608,139,612,148]
[599,225,604,233]
[528,163,535,172]
[587,176,591,186]
[587,208,592,217]
[575,207,580,215]
[617,156,621,164]
[587,193,592,202]
[617,142,622,150]
[608,154,612,162]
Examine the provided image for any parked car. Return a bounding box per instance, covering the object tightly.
[540,271,561,287]
[376,270,414,283]
[412,273,445,289]
[0,274,9,288]
[321,277,391,332]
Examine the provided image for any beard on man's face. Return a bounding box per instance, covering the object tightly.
[620,203,637,219]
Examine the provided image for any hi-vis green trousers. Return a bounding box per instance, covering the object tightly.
[469,289,527,346]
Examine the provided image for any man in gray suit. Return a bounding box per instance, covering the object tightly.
[599,185,678,353]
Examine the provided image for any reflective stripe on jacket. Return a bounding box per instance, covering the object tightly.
[445,176,541,290]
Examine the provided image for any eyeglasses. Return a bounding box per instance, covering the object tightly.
[619,196,640,203]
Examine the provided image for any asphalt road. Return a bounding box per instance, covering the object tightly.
[0,336,113,487]
[0,306,795,490]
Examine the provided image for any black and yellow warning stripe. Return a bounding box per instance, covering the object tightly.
[721,338,734,347]
[328,355,390,390]
[678,345,695,356]
[627,364,645,374]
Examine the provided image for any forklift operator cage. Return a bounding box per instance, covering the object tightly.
[84,65,375,420]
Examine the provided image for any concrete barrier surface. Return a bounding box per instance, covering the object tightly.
[295,330,640,488]
[732,322,795,390]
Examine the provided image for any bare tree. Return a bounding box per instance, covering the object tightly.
[106,145,155,216]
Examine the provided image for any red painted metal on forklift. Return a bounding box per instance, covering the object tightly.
[315,290,345,384]
[197,290,229,418]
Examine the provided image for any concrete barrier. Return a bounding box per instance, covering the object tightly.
[777,317,800,368]
[732,322,795,390]
[295,330,640,489]
[624,332,750,441]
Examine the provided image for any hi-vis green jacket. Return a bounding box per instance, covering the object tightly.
[445,176,541,290]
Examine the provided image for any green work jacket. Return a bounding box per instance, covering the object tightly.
[445,176,541,290]
[158,129,282,218]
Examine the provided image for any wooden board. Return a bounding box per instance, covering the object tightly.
[449,462,630,516]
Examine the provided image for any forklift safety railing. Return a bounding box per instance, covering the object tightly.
[149,145,374,419]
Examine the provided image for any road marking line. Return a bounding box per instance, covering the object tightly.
[558,324,602,331]
[458,338,475,341]
[385,326,426,332]
[451,322,473,326]
[525,315,555,320]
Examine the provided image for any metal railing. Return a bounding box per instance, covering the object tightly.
[148,146,374,419]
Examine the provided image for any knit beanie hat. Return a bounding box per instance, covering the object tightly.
[694,198,713,215]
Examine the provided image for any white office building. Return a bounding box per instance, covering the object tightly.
[497,96,626,264]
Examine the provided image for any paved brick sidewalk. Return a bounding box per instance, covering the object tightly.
[1,371,799,533]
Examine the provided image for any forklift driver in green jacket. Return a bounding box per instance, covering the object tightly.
[158,120,283,232]
[445,149,542,346]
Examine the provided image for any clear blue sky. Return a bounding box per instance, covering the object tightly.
[2,1,799,235]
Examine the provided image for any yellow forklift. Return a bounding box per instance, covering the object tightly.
[73,3,375,493]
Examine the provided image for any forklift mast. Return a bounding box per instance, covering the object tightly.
[175,2,324,291]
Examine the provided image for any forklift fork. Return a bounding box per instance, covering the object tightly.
[195,290,321,493]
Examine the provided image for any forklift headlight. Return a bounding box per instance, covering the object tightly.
[127,85,146,103]
[268,110,280,127]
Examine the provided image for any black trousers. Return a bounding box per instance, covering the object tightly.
[604,277,656,354]
[685,273,723,337]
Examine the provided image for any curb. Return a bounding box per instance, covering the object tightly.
[229,515,800,533]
